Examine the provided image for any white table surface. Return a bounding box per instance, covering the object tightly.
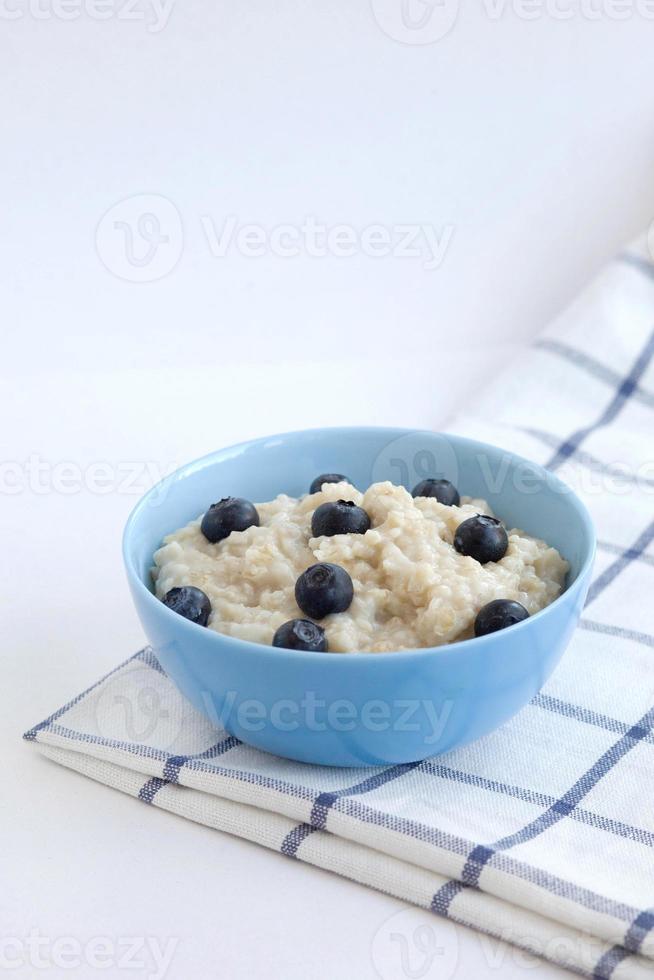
[3,3,654,978]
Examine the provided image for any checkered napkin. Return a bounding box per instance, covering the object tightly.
[25,240,654,979]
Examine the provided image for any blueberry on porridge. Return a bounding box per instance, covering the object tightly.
[273,619,328,652]
[295,562,354,620]
[309,473,350,494]
[453,514,509,565]
[152,475,568,653]
[201,496,260,543]
[311,499,371,537]
[162,586,212,627]
[474,599,530,637]
[411,478,460,507]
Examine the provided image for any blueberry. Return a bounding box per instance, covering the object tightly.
[453,514,508,564]
[295,562,354,620]
[162,586,212,627]
[272,618,328,652]
[309,473,350,494]
[411,478,460,507]
[311,499,371,537]
[474,599,529,637]
[200,497,260,543]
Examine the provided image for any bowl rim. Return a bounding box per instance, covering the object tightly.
[122,425,596,665]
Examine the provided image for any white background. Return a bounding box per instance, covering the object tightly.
[3,1,654,978]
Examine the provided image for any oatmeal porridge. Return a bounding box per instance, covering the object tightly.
[152,475,568,654]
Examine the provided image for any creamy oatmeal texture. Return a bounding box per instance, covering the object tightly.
[152,481,568,653]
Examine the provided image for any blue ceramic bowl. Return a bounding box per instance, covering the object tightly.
[123,427,595,767]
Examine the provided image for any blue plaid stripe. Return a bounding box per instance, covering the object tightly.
[138,777,168,803]
[533,692,654,742]
[309,762,422,830]
[161,736,240,784]
[280,823,315,858]
[535,338,654,410]
[489,708,652,846]
[592,945,631,980]
[162,755,189,782]
[544,329,654,471]
[579,618,654,650]
[430,880,462,915]
[134,732,654,859]
[334,792,645,923]
[592,908,654,978]
[585,519,654,607]
[32,722,193,763]
[138,646,167,675]
[429,690,654,924]
[421,761,654,847]
[139,736,242,803]
[523,427,654,491]
[597,539,654,570]
[457,704,652,886]
[623,909,654,954]
[323,795,640,929]
[282,762,422,858]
